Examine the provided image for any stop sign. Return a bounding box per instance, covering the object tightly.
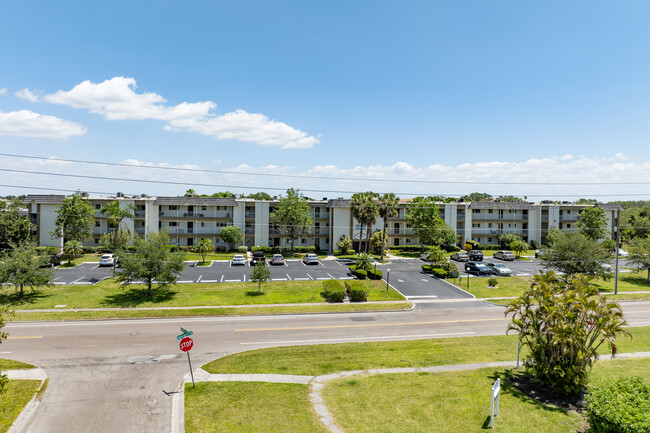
[179,337,193,352]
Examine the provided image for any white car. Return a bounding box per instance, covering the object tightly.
[302,253,319,265]
[231,254,246,265]
[486,262,513,276]
[99,254,115,267]
[617,249,629,257]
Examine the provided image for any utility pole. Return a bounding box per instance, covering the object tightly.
[614,211,620,295]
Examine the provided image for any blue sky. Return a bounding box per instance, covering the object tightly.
[1,1,650,200]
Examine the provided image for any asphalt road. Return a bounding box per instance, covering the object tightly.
[4,301,650,433]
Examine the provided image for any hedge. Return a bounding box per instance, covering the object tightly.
[345,281,368,302]
[323,280,346,303]
[422,265,433,273]
[237,246,248,253]
[367,268,383,280]
[587,376,650,433]
[388,245,422,252]
[443,244,461,252]
[431,268,448,278]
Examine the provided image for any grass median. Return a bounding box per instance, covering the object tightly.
[0,359,35,370]
[0,379,41,433]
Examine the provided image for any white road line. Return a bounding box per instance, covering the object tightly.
[319,262,325,266]
[272,278,287,281]
[286,273,292,281]
[293,277,310,281]
[327,273,336,279]
[178,280,193,283]
[241,332,475,345]
[72,277,86,283]
[398,279,404,282]
[202,280,219,283]
[220,275,224,283]
[301,261,306,267]
[53,277,61,281]
[307,273,314,280]
[197,275,202,283]
[229,262,232,268]
[225,279,241,283]
[336,261,342,266]
[243,274,246,282]
[316,277,331,280]
[91,264,99,269]
[339,277,353,280]
[406,295,438,299]
[421,279,429,282]
[0,351,11,354]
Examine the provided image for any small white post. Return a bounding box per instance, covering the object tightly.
[490,378,501,429]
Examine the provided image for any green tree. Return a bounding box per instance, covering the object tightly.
[578,206,608,241]
[461,192,492,202]
[627,236,650,282]
[63,240,83,265]
[540,228,608,278]
[498,233,522,249]
[99,228,131,252]
[250,261,271,294]
[509,239,529,259]
[52,194,96,243]
[600,238,616,256]
[506,271,630,395]
[241,192,272,200]
[576,198,598,205]
[0,244,54,298]
[101,200,136,252]
[435,223,459,247]
[220,226,244,251]
[377,193,399,260]
[270,188,313,255]
[405,196,447,252]
[621,204,650,241]
[337,235,352,254]
[424,245,446,264]
[211,191,236,198]
[355,252,373,272]
[116,232,185,297]
[195,238,214,264]
[184,189,196,197]
[0,198,33,249]
[369,230,386,255]
[350,192,379,253]
[496,195,526,202]
[0,307,12,393]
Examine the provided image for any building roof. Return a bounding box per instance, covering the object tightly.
[468,201,535,210]
[595,203,624,211]
[23,194,65,204]
[327,199,351,208]
[153,197,238,207]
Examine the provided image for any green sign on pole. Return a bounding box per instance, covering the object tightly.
[177,327,193,340]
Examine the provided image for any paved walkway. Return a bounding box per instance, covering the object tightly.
[174,351,650,433]
[2,368,48,433]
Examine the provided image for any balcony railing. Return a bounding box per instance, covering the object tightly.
[134,210,145,218]
[245,212,255,218]
[159,210,232,218]
[470,214,528,220]
[245,228,255,234]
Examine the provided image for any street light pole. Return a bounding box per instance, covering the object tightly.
[386,269,390,291]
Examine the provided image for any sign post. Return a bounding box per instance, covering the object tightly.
[386,269,390,291]
[178,328,195,387]
[490,378,501,428]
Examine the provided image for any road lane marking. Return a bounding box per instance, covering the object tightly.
[197,275,202,282]
[327,273,336,279]
[286,273,292,280]
[202,280,219,283]
[72,277,86,283]
[293,278,310,281]
[220,275,224,283]
[272,278,287,281]
[225,279,241,282]
[92,264,99,269]
[398,279,404,282]
[421,279,429,282]
[7,336,43,339]
[241,332,475,345]
[178,280,193,283]
[317,277,331,280]
[307,273,314,280]
[234,317,507,332]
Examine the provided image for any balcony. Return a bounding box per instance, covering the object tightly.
[470,213,528,221]
[134,210,145,218]
[472,228,526,235]
[135,227,145,235]
[245,212,255,218]
[560,214,580,221]
[245,228,255,234]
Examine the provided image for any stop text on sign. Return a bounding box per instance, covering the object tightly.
[179,337,193,352]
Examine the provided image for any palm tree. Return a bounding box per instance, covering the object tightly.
[350,192,379,253]
[378,193,399,260]
[101,200,136,253]
[63,240,83,265]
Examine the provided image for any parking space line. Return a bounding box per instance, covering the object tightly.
[306,273,314,280]
[272,278,287,281]
[243,275,246,282]
[301,261,306,267]
[91,264,99,269]
[72,277,86,283]
[202,280,219,283]
[327,273,336,279]
[220,275,224,283]
[294,277,310,281]
[316,277,331,280]
[286,273,292,281]
[197,275,202,283]
[225,279,241,282]
[178,280,193,283]
[336,261,342,266]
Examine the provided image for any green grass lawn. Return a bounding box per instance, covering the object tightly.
[0,359,35,370]
[0,279,404,310]
[13,302,412,321]
[0,379,41,433]
[57,253,103,267]
[185,382,327,433]
[323,368,583,433]
[183,252,235,261]
[202,326,650,376]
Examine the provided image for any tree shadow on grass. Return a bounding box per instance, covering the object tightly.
[102,286,177,307]
[0,289,50,307]
[245,291,265,297]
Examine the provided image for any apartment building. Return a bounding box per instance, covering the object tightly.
[23,194,621,251]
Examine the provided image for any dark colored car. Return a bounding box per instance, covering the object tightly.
[464,262,492,276]
[251,251,266,265]
[468,250,483,261]
[40,253,62,268]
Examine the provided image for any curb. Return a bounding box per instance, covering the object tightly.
[4,368,48,433]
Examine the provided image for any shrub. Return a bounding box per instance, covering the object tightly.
[421,265,433,273]
[237,246,248,253]
[487,277,498,287]
[347,249,356,255]
[345,281,369,302]
[587,377,650,433]
[530,240,538,250]
[443,245,461,252]
[478,244,500,250]
[82,246,96,253]
[354,269,367,280]
[332,249,341,256]
[323,280,346,302]
[252,246,272,253]
[464,243,473,251]
[367,268,383,280]
[431,268,448,278]
[46,246,59,254]
[388,245,422,252]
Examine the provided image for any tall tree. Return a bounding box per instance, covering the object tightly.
[627,236,650,282]
[578,206,608,241]
[220,226,244,251]
[0,198,33,249]
[377,193,399,260]
[52,194,96,244]
[540,228,608,277]
[184,189,196,197]
[269,188,313,255]
[461,192,493,202]
[405,196,448,252]
[99,228,131,252]
[350,192,379,253]
[0,244,54,298]
[101,200,136,252]
[506,271,629,395]
[116,232,185,297]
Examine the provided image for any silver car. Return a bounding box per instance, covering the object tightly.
[231,254,246,265]
[486,262,512,276]
[493,250,515,261]
[450,252,469,262]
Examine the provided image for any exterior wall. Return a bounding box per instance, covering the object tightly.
[38,204,61,248]
[528,206,542,245]
[331,207,351,250]
[254,201,269,247]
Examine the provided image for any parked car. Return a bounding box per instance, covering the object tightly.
[303,253,319,265]
[450,252,469,262]
[98,254,115,267]
[231,254,246,265]
[251,251,266,265]
[468,250,483,261]
[464,262,492,275]
[493,250,515,261]
[617,249,629,257]
[270,254,285,265]
[39,253,62,268]
[486,262,513,276]
[534,249,541,258]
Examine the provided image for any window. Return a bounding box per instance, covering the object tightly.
[201,222,205,227]
[169,205,178,210]
[95,221,100,227]
[94,238,99,244]
[567,210,571,214]
[488,237,493,243]
[508,223,516,228]
[488,223,492,228]
[406,238,411,244]
[201,205,207,211]
[472,209,481,213]
[472,223,480,228]
[394,238,400,246]
[508,209,514,214]
[488,209,493,214]
[170,222,178,227]
[405,223,410,228]
[566,223,571,228]
[95,204,101,210]
[302,238,306,244]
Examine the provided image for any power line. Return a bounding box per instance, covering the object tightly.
[1,152,649,186]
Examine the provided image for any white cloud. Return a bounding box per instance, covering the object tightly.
[43,77,318,148]
[15,88,40,102]
[0,88,7,96]
[0,110,86,139]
